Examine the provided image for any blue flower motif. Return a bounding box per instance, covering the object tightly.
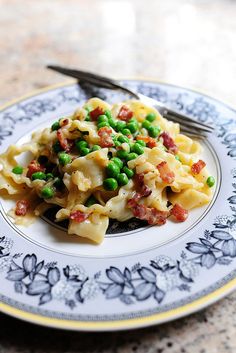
[186,239,219,268]
[0,126,12,144]
[223,133,236,158]
[0,237,13,258]
[185,98,218,123]
[21,99,57,117]
[150,255,176,271]
[211,230,236,258]
[100,266,178,304]
[100,267,129,299]
[228,196,236,205]
[136,83,168,103]
[7,254,38,281]
[5,254,62,305]
[25,266,60,305]
[1,85,236,310]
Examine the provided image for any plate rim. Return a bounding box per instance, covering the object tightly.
[0,79,235,331]
[1,278,236,331]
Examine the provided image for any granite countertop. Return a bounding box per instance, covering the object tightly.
[0,0,236,352]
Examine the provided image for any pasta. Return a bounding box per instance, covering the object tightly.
[0,98,215,243]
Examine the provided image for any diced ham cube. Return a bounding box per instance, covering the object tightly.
[27,160,45,178]
[57,129,73,152]
[134,173,152,197]
[117,105,133,121]
[159,131,178,154]
[127,192,142,208]
[156,161,175,184]
[145,207,169,225]
[70,210,90,223]
[98,126,114,147]
[15,200,29,216]
[191,160,206,175]
[136,135,157,148]
[90,107,104,121]
[129,202,168,225]
[171,203,188,222]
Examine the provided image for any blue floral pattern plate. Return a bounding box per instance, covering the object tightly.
[0,80,236,331]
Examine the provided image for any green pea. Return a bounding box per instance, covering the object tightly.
[116,121,126,132]
[117,173,129,186]
[129,117,138,123]
[97,121,110,129]
[123,166,134,179]
[146,113,156,122]
[53,140,63,153]
[107,162,120,178]
[122,128,131,136]
[114,140,122,147]
[104,110,112,119]
[31,172,46,181]
[111,157,123,169]
[118,135,130,144]
[136,139,146,147]
[58,152,72,166]
[12,166,23,175]
[116,150,129,159]
[109,119,116,129]
[147,126,161,138]
[132,143,144,155]
[126,152,138,161]
[80,147,90,156]
[91,145,101,152]
[75,140,88,151]
[85,195,98,207]
[51,121,60,131]
[175,155,180,161]
[103,178,118,191]
[41,186,54,199]
[54,177,64,190]
[97,115,109,124]
[46,173,54,180]
[127,121,138,133]
[142,120,151,129]
[207,176,215,187]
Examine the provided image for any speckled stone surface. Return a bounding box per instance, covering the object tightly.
[0,0,236,352]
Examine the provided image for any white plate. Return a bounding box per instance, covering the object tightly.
[0,80,236,331]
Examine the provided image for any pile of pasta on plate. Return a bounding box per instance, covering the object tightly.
[0,98,215,243]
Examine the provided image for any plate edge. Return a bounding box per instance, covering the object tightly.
[1,277,236,331]
[0,79,235,331]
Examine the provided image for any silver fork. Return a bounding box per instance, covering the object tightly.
[47,65,214,138]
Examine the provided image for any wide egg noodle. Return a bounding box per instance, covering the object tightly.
[0,98,213,243]
[175,134,202,165]
[104,182,134,221]
[66,204,109,243]
[66,148,108,191]
[0,143,38,194]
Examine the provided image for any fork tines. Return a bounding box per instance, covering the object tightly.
[159,107,214,134]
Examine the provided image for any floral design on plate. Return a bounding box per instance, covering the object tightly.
[0,173,235,308]
[0,80,235,330]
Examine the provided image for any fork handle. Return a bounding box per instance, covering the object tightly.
[47,66,139,99]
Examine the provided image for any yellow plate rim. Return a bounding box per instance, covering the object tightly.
[0,78,235,331]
